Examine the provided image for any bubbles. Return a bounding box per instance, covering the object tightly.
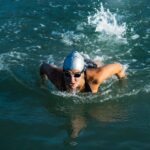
[88,3,127,39]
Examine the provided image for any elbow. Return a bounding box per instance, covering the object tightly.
[116,63,126,79]
[39,62,47,76]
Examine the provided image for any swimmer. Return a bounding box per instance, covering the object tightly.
[40,51,126,93]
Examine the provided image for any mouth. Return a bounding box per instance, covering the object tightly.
[69,83,77,89]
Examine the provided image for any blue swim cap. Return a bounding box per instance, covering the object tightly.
[63,51,85,71]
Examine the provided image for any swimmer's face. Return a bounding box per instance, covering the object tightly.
[63,69,84,91]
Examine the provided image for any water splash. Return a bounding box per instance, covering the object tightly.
[88,3,127,39]
[50,87,142,105]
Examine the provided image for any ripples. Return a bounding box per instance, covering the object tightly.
[0,51,27,71]
[50,86,141,105]
[0,94,53,125]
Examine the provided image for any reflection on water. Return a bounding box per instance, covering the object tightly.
[43,92,128,144]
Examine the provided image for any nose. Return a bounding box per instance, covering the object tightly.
[70,76,76,83]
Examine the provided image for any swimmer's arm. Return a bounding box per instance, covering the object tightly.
[97,63,126,84]
[40,62,54,77]
[85,63,126,93]
[40,62,63,85]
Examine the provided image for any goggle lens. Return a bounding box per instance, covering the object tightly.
[64,72,81,78]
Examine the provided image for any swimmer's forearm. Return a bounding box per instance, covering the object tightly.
[98,63,125,83]
[108,63,126,79]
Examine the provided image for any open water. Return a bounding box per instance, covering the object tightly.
[0,0,150,149]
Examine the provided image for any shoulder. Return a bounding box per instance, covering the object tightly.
[40,62,65,90]
[85,67,101,77]
[40,62,62,73]
[85,68,100,85]
[85,66,105,86]
[84,69,100,93]
[40,62,63,80]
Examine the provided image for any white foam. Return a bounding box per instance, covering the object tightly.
[88,3,127,39]
[61,31,86,46]
[122,64,129,75]
[40,23,45,28]
[143,84,150,93]
[26,45,42,52]
[33,28,38,31]
[49,82,144,104]
[51,91,81,99]
[61,31,74,46]
[131,34,140,40]
[76,22,86,31]
[51,30,86,46]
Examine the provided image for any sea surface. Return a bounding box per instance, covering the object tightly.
[0,0,150,149]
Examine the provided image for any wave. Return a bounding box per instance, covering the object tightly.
[50,87,141,105]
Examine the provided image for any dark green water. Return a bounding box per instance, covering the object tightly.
[0,0,150,149]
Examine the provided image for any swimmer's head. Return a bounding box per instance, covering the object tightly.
[63,51,85,72]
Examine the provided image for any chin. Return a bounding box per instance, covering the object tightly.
[70,88,79,93]
[68,85,78,92]
[70,86,77,91]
